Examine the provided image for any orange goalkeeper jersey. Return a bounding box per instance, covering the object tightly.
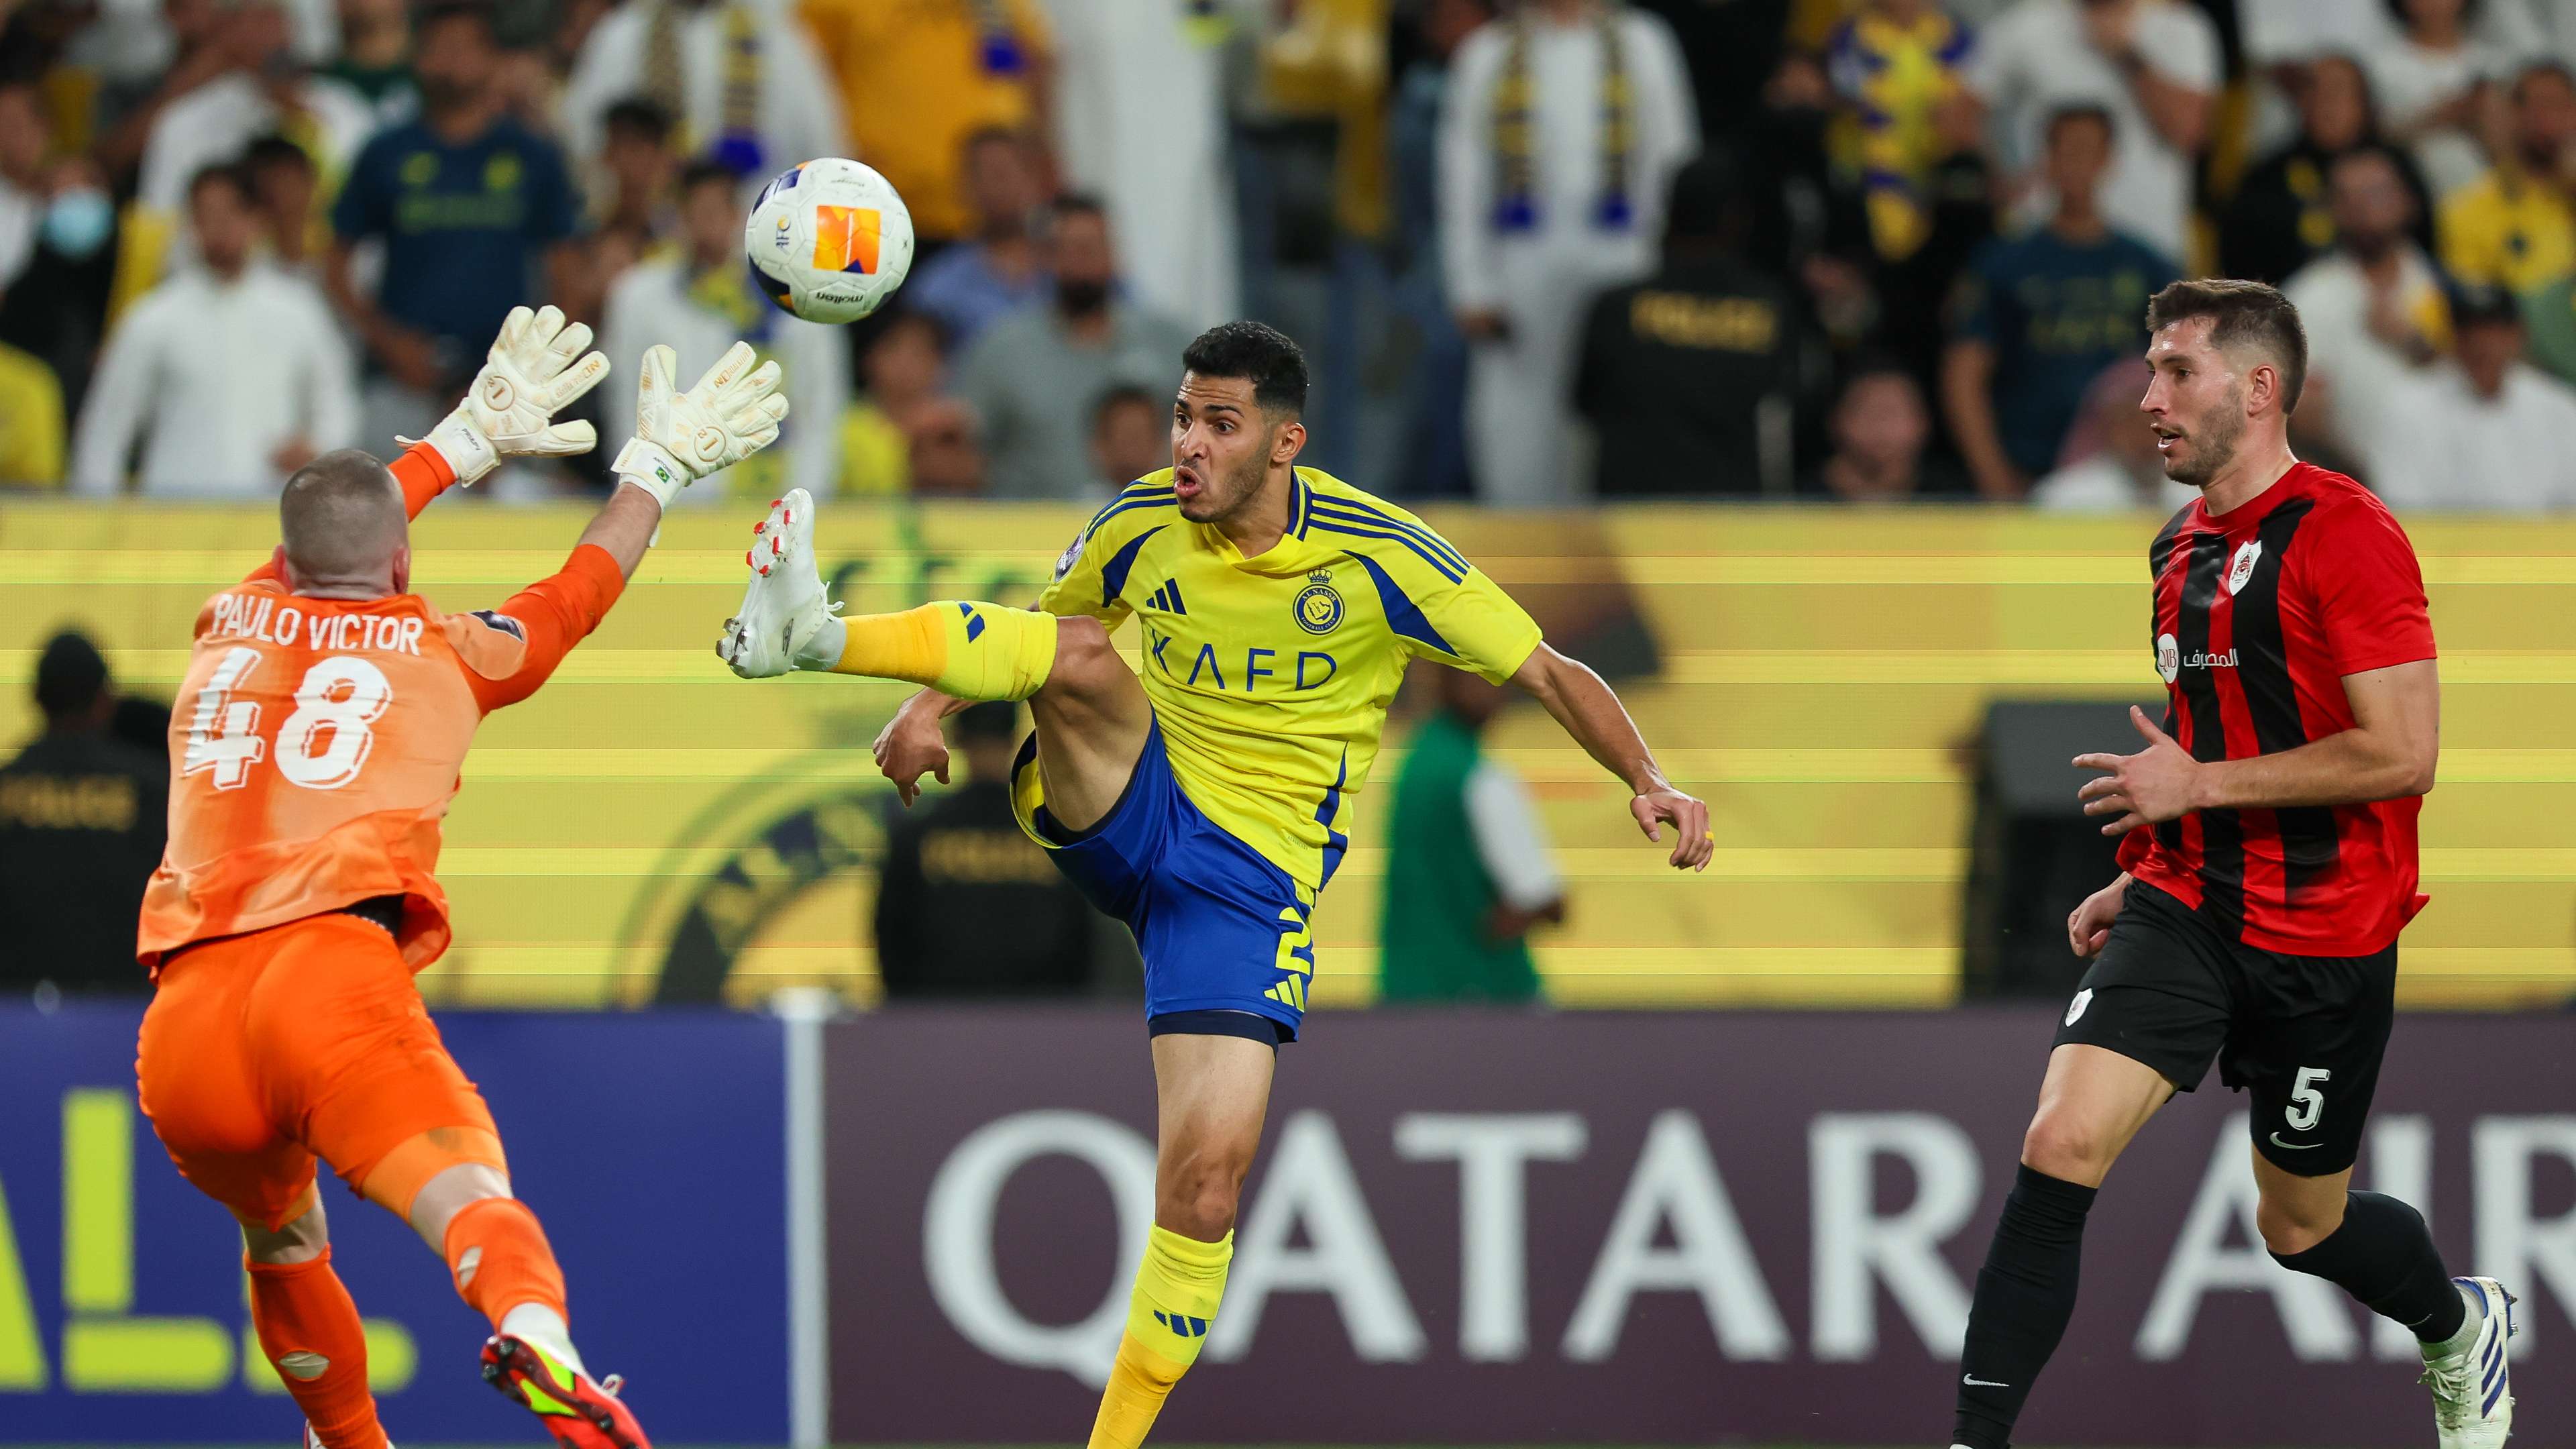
[136,443,626,971]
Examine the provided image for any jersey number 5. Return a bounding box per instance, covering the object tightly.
[182,647,395,792]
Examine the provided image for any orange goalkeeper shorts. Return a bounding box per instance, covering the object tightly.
[137,910,501,1232]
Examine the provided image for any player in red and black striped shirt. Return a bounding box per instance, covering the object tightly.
[1949,281,2519,1449]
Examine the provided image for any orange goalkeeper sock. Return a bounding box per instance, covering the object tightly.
[442,1197,568,1329]
[247,1249,388,1449]
[826,601,1059,700]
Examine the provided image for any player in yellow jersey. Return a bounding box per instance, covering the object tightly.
[715,321,1709,1448]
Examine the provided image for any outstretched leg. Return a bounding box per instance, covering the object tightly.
[1951,1044,2171,1449]
[242,1193,388,1449]
[1090,1033,1276,1449]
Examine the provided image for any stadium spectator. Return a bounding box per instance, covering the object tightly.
[0,156,119,422]
[602,160,849,501]
[2441,60,2576,292]
[1089,383,1165,496]
[1378,0,1489,500]
[133,1,375,221]
[1739,50,1873,301]
[1824,0,1978,267]
[329,1,577,456]
[72,164,356,496]
[1438,0,1699,504]
[1574,154,1799,496]
[1941,105,2175,500]
[1808,361,1964,499]
[90,0,242,186]
[0,80,42,293]
[873,702,1097,999]
[904,127,1051,350]
[2369,0,2513,200]
[804,0,1052,254]
[1965,0,2219,266]
[0,632,166,998]
[2029,364,2197,511]
[2286,145,2453,468]
[559,0,844,186]
[244,134,321,278]
[0,331,63,486]
[2371,282,2576,510]
[323,0,420,125]
[1038,0,1234,328]
[952,195,1191,500]
[2220,54,2435,285]
[906,396,987,495]
[1379,665,1564,1005]
[839,307,947,496]
[593,98,680,241]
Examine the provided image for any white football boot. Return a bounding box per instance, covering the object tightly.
[717,488,837,679]
[2421,1276,2517,1448]
[304,1427,392,1449]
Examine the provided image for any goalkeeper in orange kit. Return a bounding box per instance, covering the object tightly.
[132,307,787,1449]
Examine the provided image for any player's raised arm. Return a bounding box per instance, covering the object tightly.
[453,340,788,714]
[237,306,612,586]
[1509,643,1713,873]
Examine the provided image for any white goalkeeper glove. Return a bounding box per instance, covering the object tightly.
[408,305,612,485]
[610,341,791,507]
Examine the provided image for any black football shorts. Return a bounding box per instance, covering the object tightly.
[2053,879,2398,1175]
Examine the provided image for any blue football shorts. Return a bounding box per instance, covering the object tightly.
[1010,716,1313,1043]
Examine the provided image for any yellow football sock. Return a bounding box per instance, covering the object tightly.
[828,601,1058,701]
[1087,1226,1233,1449]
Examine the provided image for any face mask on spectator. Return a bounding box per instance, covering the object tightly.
[42,188,111,259]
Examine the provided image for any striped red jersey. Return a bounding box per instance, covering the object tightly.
[2116,462,2436,955]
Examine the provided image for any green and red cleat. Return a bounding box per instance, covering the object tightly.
[480,1334,652,1449]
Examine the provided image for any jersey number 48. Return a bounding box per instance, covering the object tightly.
[182,645,395,792]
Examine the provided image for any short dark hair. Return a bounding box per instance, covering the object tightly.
[952,700,1020,746]
[2514,59,2576,105]
[1662,152,1742,248]
[2045,103,2116,148]
[187,162,252,207]
[33,631,108,721]
[417,0,499,43]
[2144,278,2310,413]
[677,158,736,199]
[280,449,406,582]
[1181,320,1309,416]
[604,97,675,147]
[244,133,313,174]
[962,125,1032,162]
[1091,383,1160,433]
[1048,192,1110,229]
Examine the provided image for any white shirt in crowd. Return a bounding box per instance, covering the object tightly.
[2283,244,2451,460]
[1969,0,2221,265]
[559,0,845,186]
[1464,758,1565,914]
[2369,361,2576,513]
[1038,0,1237,330]
[2367,37,2515,200]
[2029,454,2200,512]
[136,73,378,217]
[1437,6,1697,503]
[600,260,849,501]
[72,261,358,497]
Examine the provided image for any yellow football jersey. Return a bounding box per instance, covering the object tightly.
[1034,467,1544,892]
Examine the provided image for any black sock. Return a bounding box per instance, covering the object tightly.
[1953,1165,2098,1449]
[2271,1190,2466,1343]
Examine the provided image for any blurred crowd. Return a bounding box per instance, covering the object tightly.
[9,0,2576,508]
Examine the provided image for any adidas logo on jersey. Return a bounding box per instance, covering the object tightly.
[1144,580,1189,615]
